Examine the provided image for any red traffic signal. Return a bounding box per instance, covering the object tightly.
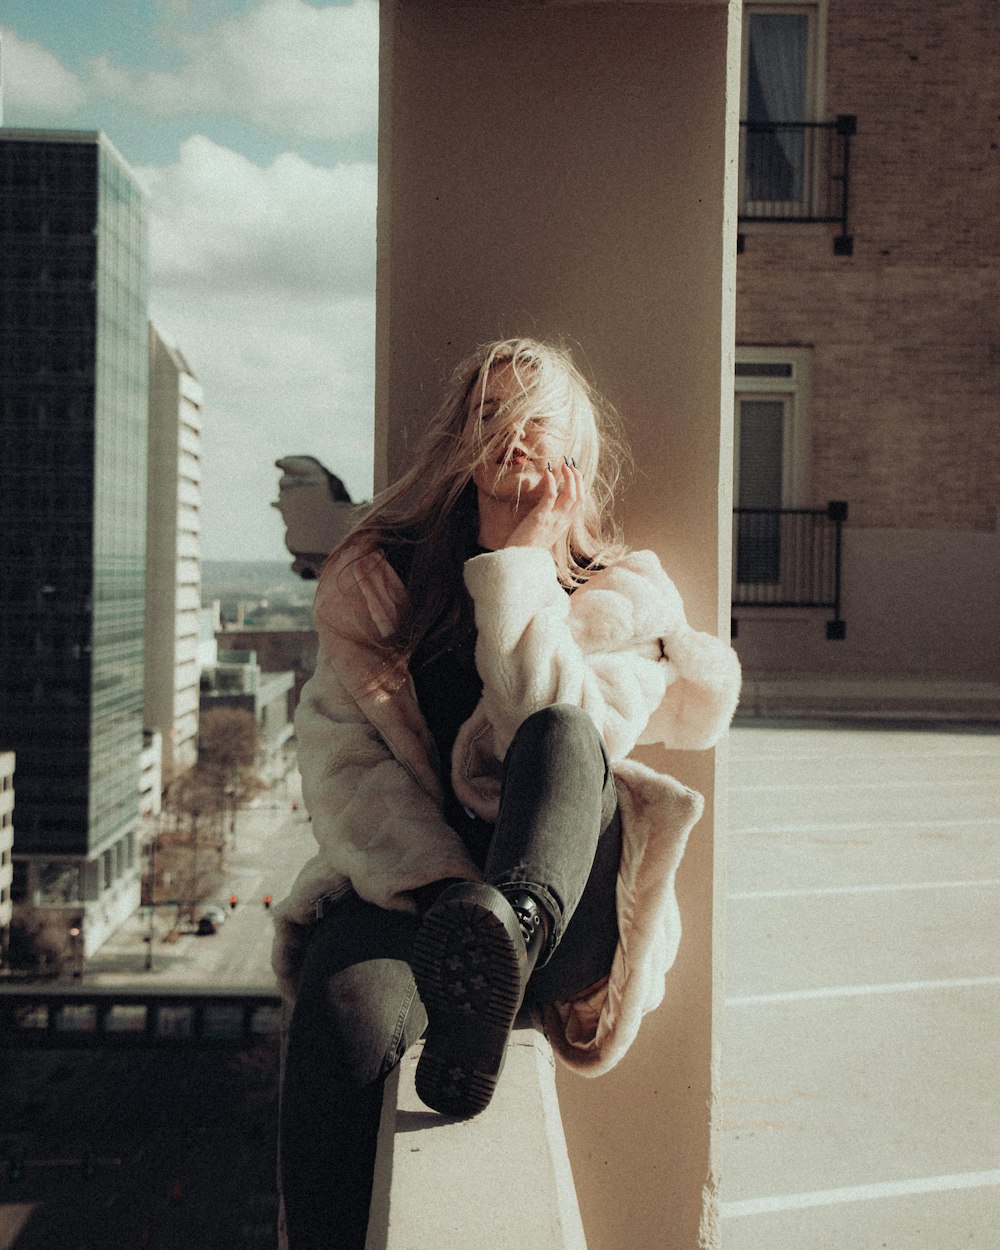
[229,895,238,910]
[263,895,272,909]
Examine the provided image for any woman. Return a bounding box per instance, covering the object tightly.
[274,338,741,1249]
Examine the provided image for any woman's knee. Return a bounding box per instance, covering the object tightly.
[516,703,599,746]
[291,956,426,1089]
[328,959,426,1086]
[512,704,607,768]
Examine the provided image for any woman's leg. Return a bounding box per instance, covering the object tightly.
[412,704,620,1114]
[280,895,427,1250]
[486,702,620,985]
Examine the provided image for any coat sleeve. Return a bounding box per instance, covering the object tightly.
[463,547,740,759]
[290,658,478,920]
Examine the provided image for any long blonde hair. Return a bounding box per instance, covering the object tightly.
[333,337,629,659]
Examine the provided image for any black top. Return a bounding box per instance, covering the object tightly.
[380,538,488,836]
[379,532,583,862]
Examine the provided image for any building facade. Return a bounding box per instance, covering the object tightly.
[215,627,317,712]
[732,0,999,701]
[145,323,203,782]
[0,130,149,956]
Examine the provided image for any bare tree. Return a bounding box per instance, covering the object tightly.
[198,708,265,846]
[163,764,225,920]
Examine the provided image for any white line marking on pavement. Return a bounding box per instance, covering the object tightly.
[732,818,998,834]
[720,1170,1000,1219]
[729,878,1000,900]
[732,779,993,791]
[727,976,1000,1006]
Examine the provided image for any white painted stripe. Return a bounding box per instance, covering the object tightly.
[731,817,997,834]
[731,779,992,791]
[720,1170,1000,1219]
[729,878,1000,900]
[727,976,1000,1006]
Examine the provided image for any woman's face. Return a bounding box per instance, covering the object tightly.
[467,362,574,505]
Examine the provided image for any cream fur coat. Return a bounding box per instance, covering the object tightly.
[272,543,741,1076]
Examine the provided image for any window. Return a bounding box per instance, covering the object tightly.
[11,861,28,903]
[37,861,82,904]
[734,347,812,585]
[742,3,825,207]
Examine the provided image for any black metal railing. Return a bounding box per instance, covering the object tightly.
[0,986,282,1048]
[732,501,848,639]
[738,115,856,254]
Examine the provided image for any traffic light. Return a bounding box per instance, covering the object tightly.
[263,895,272,909]
[229,895,238,910]
[8,1150,24,1181]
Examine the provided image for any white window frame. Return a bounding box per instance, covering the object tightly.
[734,346,812,508]
[741,1,827,121]
[733,346,813,593]
[740,1,828,216]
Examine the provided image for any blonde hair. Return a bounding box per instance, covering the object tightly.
[332,337,629,659]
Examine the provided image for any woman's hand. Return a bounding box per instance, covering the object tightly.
[503,459,583,551]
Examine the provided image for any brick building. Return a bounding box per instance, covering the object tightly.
[732,0,998,701]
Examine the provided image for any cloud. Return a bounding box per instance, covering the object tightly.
[0,27,88,117]
[89,0,378,142]
[140,137,377,558]
[157,285,376,561]
[137,134,376,298]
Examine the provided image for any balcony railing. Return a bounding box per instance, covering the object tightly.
[738,115,856,255]
[732,501,848,640]
[0,986,282,1048]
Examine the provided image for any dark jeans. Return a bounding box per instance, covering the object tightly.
[280,704,622,1250]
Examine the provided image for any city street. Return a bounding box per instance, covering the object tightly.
[0,781,315,1250]
[84,775,315,990]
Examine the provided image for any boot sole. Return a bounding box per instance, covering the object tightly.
[411,884,524,1117]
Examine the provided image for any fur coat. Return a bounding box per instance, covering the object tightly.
[272,542,741,1076]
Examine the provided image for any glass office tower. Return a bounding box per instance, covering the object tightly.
[0,131,148,955]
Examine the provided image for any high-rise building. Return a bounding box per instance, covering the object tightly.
[0,130,149,957]
[145,323,203,784]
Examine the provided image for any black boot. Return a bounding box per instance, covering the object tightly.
[502,889,551,976]
[411,881,553,1118]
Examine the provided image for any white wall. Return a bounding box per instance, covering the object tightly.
[378,3,740,1245]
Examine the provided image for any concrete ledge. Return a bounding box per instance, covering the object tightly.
[737,677,1000,723]
[365,1013,587,1250]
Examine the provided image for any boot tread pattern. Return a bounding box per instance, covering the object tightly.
[412,893,524,1117]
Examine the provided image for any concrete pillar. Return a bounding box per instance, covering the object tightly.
[376,3,740,1246]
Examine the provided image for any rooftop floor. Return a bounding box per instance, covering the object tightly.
[721,721,1000,1248]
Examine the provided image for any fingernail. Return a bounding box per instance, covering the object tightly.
[546,461,552,472]
[563,455,571,466]
[571,458,577,468]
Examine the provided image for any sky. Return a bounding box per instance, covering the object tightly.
[1,0,379,561]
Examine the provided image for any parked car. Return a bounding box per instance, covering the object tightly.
[196,904,228,936]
